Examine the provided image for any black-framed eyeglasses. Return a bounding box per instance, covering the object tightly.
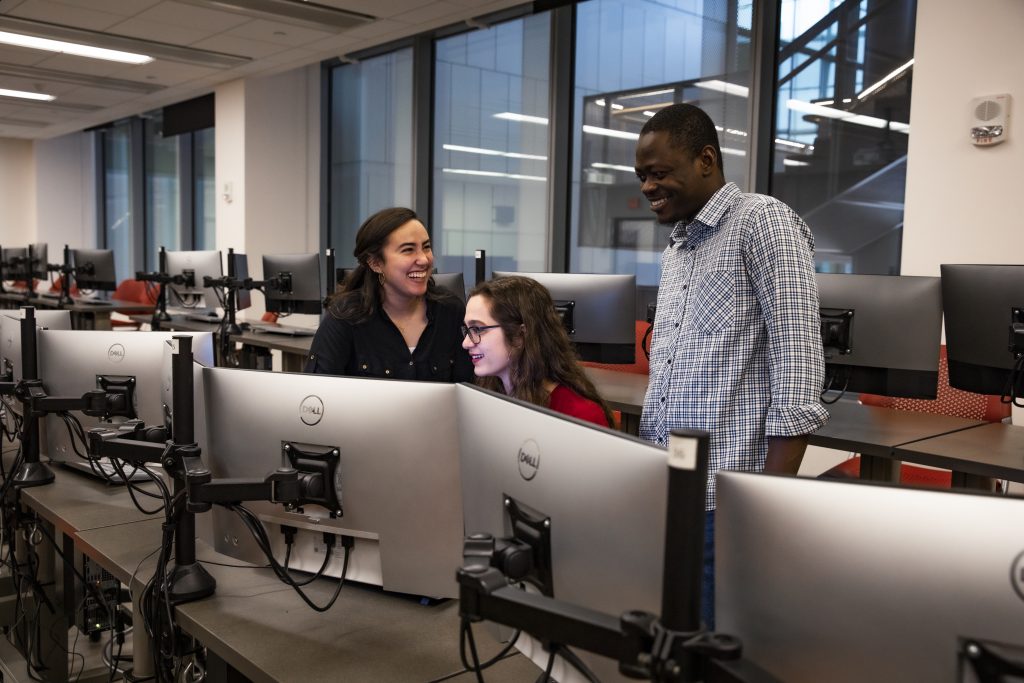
[460,324,501,344]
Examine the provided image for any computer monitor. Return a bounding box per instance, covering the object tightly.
[0,310,73,384]
[431,272,466,304]
[228,252,251,311]
[457,383,668,681]
[941,264,1024,398]
[29,243,48,280]
[38,330,214,466]
[71,248,117,291]
[491,272,636,363]
[2,247,29,283]
[203,368,463,599]
[717,471,1024,683]
[817,273,942,398]
[262,253,321,315]
[164,250,222,309]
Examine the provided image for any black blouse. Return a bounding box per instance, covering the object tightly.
[304,296,474,383]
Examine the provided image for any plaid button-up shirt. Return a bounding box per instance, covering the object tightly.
[640,183,829,510]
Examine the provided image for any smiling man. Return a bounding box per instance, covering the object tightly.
[634,103,828,629]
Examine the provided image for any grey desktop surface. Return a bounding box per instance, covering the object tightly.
[229,329,314,354]
[583,366,646,416]
[893,421,1024,482]
[76,520,537,683]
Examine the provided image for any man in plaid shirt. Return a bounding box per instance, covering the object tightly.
[635,103,828,628]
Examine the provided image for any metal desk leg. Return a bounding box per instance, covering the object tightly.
[858,453,900,483]
[132,593,154,680]
[951,471,995,491]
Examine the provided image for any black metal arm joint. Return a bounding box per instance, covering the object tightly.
[184,467,301,513]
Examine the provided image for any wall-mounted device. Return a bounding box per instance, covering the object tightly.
[970,93,1011,146]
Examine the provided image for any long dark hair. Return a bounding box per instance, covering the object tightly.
[468,276,615,426]
[328,207,451,322]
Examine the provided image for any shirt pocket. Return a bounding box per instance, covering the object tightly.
[690,270,735,334]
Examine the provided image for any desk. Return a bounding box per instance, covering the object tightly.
[229,330,312,373]
[893,422,1024,489]
[14,469,536,683]
[809,400,986,484]
[1,293,154,330]
[584,367,647,434]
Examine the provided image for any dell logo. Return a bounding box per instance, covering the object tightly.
[517,439,540,481]
[107,344,125,363]
[1012,550,1024,603]
[299,395,324,426]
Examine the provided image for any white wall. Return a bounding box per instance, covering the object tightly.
[0,138,35,246]
[902,0,1024,276]
[215,78,247,256]
[34,132,96,255]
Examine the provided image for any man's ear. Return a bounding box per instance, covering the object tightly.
[699,144,718,177]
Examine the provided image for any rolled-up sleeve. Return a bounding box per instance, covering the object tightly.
[746,201,829,437]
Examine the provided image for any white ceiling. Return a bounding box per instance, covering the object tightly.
[0,0,525,140]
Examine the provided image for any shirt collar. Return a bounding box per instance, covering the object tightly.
[669,182,740,246]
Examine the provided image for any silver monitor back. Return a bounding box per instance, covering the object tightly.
[165,250,222,310]
[716,472,1024,683]
[38,330,214,464]
[203,369,463,598]
[456,383,667,682]
[1,310,73,383]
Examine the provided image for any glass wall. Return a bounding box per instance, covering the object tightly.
[194,127,216,251]
[328,48,414,266]
[570,0,753,288]
[772,0,916,275]
[432,13,551,279]
[145,112,181,271]
[103,121,134,284]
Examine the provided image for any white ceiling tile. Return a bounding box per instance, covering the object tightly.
[30,53,129,77]
[105,16,214,46]
[134,1,253,33]
[188,34,285,60]
[0,45,52,67]
[56,86,139,107]
[224,19,336,47]
[106,59,220,86]
[51,0,162,17]
[8,0,125,31]
[391,1,462,25]
[309,0,425,19]
[341,18,410,41]
[0,74,75,96]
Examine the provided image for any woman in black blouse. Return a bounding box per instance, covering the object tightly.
[305,207,473,382]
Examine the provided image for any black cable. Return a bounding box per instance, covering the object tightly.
[553,644,601,683]
[641,322,653,360]
[459,620,487,683]
[430,626,521,683]
[540,645,557,682]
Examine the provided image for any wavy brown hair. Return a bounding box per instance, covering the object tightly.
[328,207,453,323]
[468,276,614,426]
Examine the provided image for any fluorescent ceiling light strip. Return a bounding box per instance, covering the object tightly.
[694,80,750,98]
[0,17,249,69]
[592,162,636,173]
[176,0,374,31]
[0,87,54,101]
[0,62,163,94]
[582,125,639,141]
[858,59,914,100]
[0,30,151,64]
[443,168,546,182]
[443,143,547,161]
[494,112,549,125]
[786,99,909,134]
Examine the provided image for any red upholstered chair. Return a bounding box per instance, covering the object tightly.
[824,345,1010,487]
[48,275,79,297]
[109,278,160,329]
[261,311,279,324]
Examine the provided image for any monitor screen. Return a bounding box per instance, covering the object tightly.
[457,383,667,681]
[71,248,117,291]
[228,252,251,311]
[491,272,636,363]
[431,272,466,304]
[817,273,942,398]
[2,247,29,283]
[164,250,222,309]
[262,253,321,315]
[941,264,1024,397]
[717,471,1024,683]
[203,368,463,599]
[29,243,48,279]
[38,330,214,466]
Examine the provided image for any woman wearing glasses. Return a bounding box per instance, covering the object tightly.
[306,207,473,383]
[462,275,613,427]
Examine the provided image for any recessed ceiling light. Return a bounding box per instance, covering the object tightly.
[0,87,55,101]
[0,30,152,64]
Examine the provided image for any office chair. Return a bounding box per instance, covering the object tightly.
[109,278,160,330]
[823,345,1010,487]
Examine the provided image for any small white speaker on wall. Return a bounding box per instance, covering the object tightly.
[970,93,1011,146]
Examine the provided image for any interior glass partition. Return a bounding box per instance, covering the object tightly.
[145,111,181,271]
[103,121,134,284]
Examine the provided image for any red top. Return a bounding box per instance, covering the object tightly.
[548,384,609,428]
